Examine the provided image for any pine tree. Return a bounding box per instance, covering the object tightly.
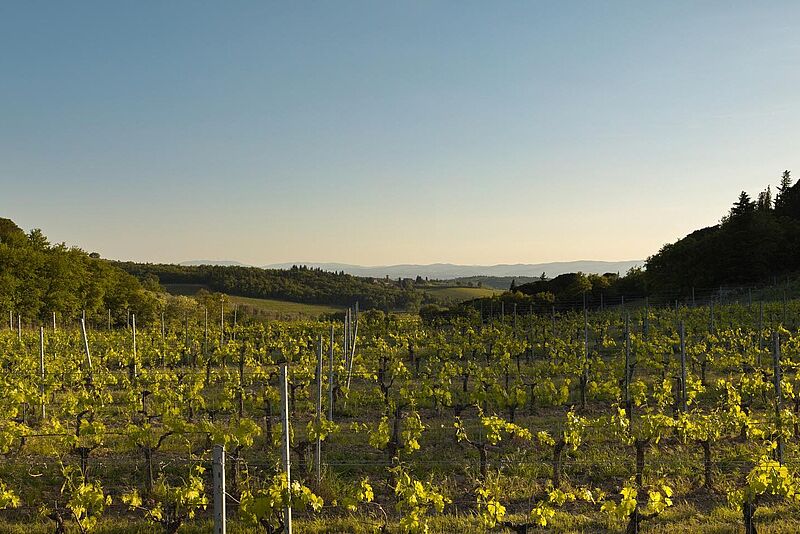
[756,185,772,211]
[729,191,755,219]
[775,170,792,212]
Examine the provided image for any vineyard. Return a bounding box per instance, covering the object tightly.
[2,299,800,534]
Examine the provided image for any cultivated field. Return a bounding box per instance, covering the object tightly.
[0,299,799,533]
[421,286,503,303]
[163,284,344,319]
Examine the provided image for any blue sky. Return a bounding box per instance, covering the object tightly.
[2,1,799,265]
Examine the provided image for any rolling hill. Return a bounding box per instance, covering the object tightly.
[236,260,643,280]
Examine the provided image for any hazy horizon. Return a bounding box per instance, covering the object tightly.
[180,259,647,282]
[4,2,800,265]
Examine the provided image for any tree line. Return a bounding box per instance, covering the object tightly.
[645,170,800,294]
[0,218,161,325]
[517,170,800,306]
[7,169,798,323]
[444,170,800,315]
[115,262,424,311]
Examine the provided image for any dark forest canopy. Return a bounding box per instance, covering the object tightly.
[515,270,647,306]
[644,170,800,294]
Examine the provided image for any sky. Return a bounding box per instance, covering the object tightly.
[2,1,800,266]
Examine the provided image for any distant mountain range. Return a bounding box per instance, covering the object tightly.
[180,260,643,280]
[179,260,251,267]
